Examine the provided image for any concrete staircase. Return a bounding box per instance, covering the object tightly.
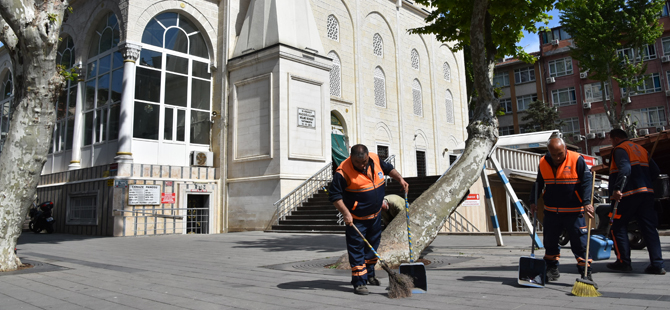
[268,175,441,233]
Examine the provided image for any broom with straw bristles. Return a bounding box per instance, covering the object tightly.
[351,225,414,298]
[571,170,601,297]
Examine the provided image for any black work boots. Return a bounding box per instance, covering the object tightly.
[546,267,560,281]
[353,285,369,295]
[367,276,381,286]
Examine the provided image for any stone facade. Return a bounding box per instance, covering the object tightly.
[0,0,467,235]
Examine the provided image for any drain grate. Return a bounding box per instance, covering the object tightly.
[0,259,69,277]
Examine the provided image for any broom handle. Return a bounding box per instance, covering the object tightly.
[604,176,627,240]
[531,182,538,257]
[405,192,415,263]
[584,171,596,279]
[351,224,386,265]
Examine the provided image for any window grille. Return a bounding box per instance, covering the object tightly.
[327,15,339,41]
[374,67,386,107]
[373,33,383,57]
[443,62,451,81]
[412,79,422,116]
[377,145,389,162]
[67,193,98,225]
[446,90,454,123]
[411,49,419,70]
[328,51,341,97]
[416,151,426,177]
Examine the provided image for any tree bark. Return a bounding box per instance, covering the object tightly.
[376,0,498,266]
[0,0,67,272]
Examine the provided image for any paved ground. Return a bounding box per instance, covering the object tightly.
[2,232,669,309]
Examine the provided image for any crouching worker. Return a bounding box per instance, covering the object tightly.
[529,137,595,282]
[329,144,409,295]
[381,194,406,230]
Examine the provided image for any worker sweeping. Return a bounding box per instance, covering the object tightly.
[529,136,595,282]
[329,144,409,295]
[605,129,666,275]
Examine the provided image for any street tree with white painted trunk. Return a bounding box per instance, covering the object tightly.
[374,0,556,266]
[0,0,68,271]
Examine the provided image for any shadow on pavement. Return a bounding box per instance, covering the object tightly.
[234,234,344,253]
[17,232,108,245]
[277,279,352,293]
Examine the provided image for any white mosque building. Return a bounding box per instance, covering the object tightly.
[0,0,467,236]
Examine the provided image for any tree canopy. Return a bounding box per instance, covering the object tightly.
[558,0,664,132]
[521,100,563,133]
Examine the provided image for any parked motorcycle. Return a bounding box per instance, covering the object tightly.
[28,201,55,234]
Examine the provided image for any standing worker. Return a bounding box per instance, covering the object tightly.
[606,129,665,275]
[329,144,409,295]
[529,137,594,282]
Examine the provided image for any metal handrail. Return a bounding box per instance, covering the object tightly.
[266,162,333,230]
[445,210,480,232]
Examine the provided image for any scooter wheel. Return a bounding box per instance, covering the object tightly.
[29,222,40,233]
[629,232,646,250]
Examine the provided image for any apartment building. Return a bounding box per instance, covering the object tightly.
[495,4,670,158]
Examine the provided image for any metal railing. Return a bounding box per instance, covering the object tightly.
[114,207,210,236]
[266,162,333,230]
[513,201,543,232]
[444,210,481,232]
[487,147,542,173]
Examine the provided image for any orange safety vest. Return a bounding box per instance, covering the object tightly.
[539,150,585,213]
[609,141,654,197]
[335,153,386,220]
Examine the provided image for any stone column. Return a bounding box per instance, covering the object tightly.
[114,41,141,163]
[68,62,85,170]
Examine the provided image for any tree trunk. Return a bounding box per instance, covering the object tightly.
[377,0,498,266]
[0,0,67,272]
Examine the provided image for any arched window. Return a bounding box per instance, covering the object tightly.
[327,15,339,41]
[0,71,12,152]
[328,51,341,97]
[84,12,123,148]
[374,67,386,108]
[443,62,451,81]
[411,49,419,70]
[373,33,383,57]
[412,79,422,116]
[51,35,77,153]
[135,12,211,145]
[446,90,454,124]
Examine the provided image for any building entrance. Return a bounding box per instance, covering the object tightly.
[186,194,210,234]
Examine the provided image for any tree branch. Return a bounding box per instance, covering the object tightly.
[0,0,34,41]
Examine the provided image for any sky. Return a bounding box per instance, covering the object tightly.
[517,8,562,53]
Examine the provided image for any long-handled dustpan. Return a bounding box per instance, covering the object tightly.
[399,192,427,293]
[590,176,627,261]
[518,183,546,288]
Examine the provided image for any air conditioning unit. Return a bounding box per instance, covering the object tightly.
[191,151,214,167]
[597,132,606,139]
[586,133,597,140]
[639,128,650,136]
[625,97,632,103]
[546,77,555,84]
[579,72,588,79]
[573,135,585,142]
[665,90,670,97]
[583,101,591,109]
[551,39,559,46]
[662,55,670,63]
[657,126,666,132]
